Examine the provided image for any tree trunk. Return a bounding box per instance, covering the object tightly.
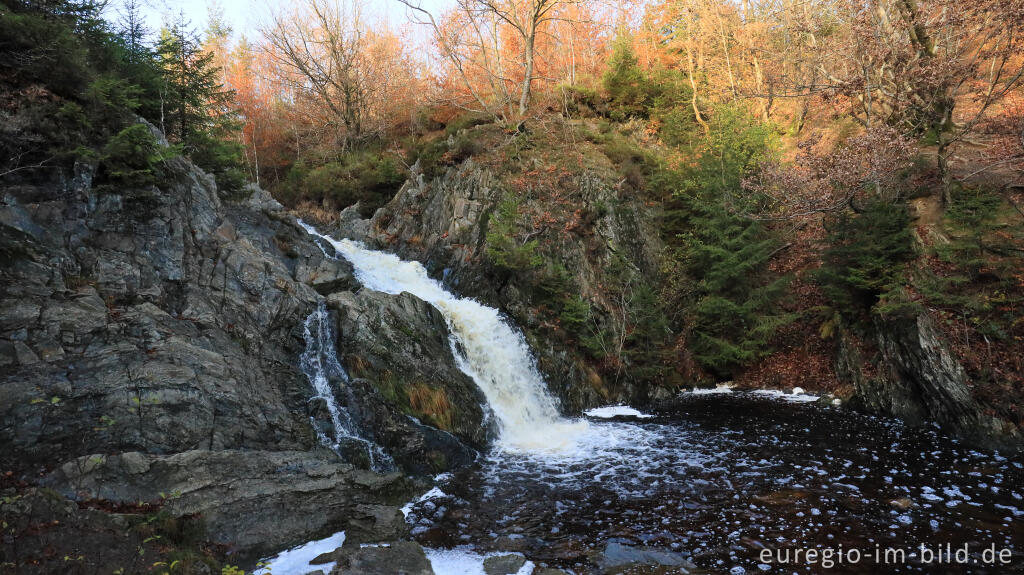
[684,27,709,134]
[518,32,536,117]
[937,139,953,206]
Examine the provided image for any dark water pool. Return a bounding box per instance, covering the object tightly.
[407,393,1024,574]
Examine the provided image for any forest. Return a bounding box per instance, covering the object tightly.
[3,0,1024,438]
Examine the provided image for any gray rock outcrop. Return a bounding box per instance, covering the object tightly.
[328,541,435,575]
[44,449,412,558]
[0,127,489,563]
[838,315,1022,451]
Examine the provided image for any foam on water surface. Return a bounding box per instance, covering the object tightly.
[585,405,655,419]
[425,548,534,575]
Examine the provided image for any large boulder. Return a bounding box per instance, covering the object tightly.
[327,289,491,473]
[329,541,434,575]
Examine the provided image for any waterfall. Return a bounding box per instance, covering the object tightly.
[299,221,589,453]
[300,300,392,469]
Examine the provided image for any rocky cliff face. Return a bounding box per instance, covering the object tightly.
[0,123,486,568]
[326,288,492,472]
[837,315,1022,452]
[338,159,666,413]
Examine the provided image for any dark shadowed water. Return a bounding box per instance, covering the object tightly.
[407,392,1024,574]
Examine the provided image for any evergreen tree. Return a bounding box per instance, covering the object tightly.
[602,30,649,120]
[815,201,916,317]
[116,0,149,65]
[156,14,230,148]
[683,203,791,376]
[671,105,791,378]
[155,13,245,192]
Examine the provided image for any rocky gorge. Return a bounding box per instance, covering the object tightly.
[1,119,1022,574]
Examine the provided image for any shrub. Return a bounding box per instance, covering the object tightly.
[444,111,491,136]
[83,75,141,132]
[101,124,174,186]
[485,195,542,273]
[281,151,405,215]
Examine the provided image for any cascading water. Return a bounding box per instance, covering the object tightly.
[299,300,392,470]
[259,223,1024,575]
[299,221,589,452]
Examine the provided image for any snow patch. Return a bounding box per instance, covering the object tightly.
[425,547,534,575]
[254,531,345,575]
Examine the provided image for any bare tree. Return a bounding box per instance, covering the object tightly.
[263,0,368,148]
[396,0,587,120]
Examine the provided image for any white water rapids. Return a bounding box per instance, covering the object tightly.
[268,224,1024,575]
[299,221,590,453]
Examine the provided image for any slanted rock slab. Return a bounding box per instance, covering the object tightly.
[330,541,434,575]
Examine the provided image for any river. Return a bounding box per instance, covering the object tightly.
[272,223,1024,574]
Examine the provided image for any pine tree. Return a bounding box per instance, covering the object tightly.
[116,0,149,65]
[683,203,791,376]
[602,30,649,120]
[672,105,791,378]
[155,13,231,150]
[154,13,245,193]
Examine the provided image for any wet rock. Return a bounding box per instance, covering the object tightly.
[490,535,540,553]
[311,551,338,565]
[344,504,409,545]
[598,542,697,574]
[483,553,526,575]
[327,289,489,472]
[329,541,434,575]
[839,316,1022,452]
[533,569,571,575]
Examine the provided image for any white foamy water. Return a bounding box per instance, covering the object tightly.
[300,301,392,469]
[425,548,534,575]
[300,221,589,453]
[585,405,654,419]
